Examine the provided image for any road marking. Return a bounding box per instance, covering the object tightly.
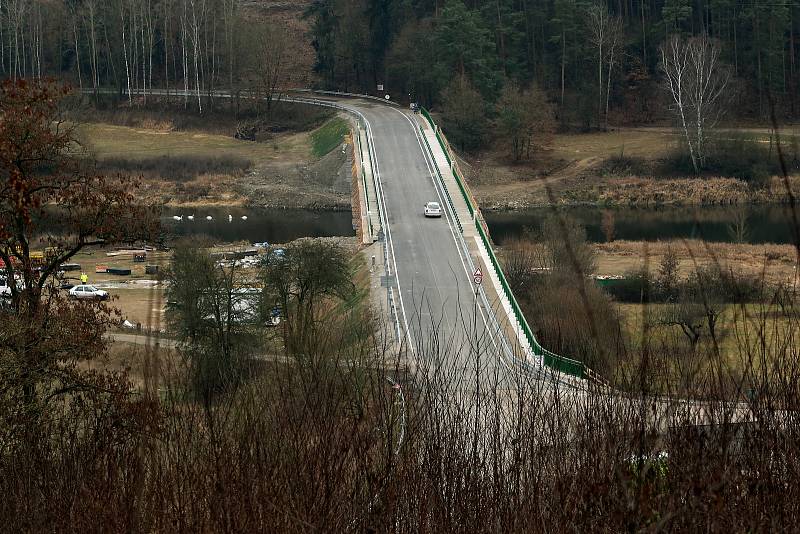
[394,108,512,375]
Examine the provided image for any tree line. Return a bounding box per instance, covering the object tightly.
[0,0,288,112]
[305,0,800,123]
[3,0,796,123]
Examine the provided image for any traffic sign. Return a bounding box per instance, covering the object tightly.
[473,267,483,285]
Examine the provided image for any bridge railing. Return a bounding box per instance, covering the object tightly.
[420,107,590,381]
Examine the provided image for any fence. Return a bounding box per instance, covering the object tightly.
[420,107,589,381]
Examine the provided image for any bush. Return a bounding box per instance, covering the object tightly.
[522,272,624,377]
[603,264,765,305]
[96,154,252,182]
[601,270,652,303]
[600,152,648,177]
[658,135,781,187]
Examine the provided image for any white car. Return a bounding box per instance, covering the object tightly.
[69,285,109,301]
[424,201,442,218]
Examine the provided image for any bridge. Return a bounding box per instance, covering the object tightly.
[96,87,765,431]
[281,91,593,389]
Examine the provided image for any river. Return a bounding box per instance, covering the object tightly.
[157,204,800,246]
[484,205,800,245]
[161,207,354,244]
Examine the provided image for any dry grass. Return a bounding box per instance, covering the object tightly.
[76,116,353,209]
[616,302,800,375]
[77,123,310,163]
[469,127,800,209]
[75,122,315,207]
[594,239,799,286]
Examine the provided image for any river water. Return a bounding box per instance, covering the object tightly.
[483,205,800,245]
[156,204,799,246]
[160,207,354,244]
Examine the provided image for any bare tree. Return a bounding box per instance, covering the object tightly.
[252,21,286,113]
[69,3,82,89]
[604,15,623,128]
[84,0,100,96]
[660,35,731,174]
[187,0,204,112]
[586,4,620,130]
[118,0,132,103]
[6,0,28,79]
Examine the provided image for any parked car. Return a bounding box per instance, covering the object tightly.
[424,201,442,218]
[68,285,109,301]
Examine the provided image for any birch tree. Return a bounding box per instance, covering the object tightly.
[586,4,621,130]
[660,35,731,173]
[6,0,27,79]
[187,0,204,112]
[586,4,609,128]
[84,0,100,96]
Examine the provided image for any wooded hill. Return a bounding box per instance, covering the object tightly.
[1,0,798,125]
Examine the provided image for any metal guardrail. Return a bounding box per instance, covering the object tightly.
[420,107,589,381]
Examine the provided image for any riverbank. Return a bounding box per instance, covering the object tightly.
[76,101,353,210]
[465,127,800,210]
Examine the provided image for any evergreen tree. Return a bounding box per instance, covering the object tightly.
[434,0,503,100]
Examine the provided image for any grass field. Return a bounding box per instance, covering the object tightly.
[75,118,353,208]
[469,126,800,209]
[616,301,800,376]
[593,239,799,286]
[77,123,312,164]
[311,118,349,158]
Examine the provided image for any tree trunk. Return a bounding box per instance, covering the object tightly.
[561,29,565,107]
[120,0,132,104]
[73,16,82,89]
[88,1,99,98]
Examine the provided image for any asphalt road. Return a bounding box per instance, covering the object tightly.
[97,88,519,394]
[329,99,516,393]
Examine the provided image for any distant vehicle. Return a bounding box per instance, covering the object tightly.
[424,201,442,218]
[68,285,109,301]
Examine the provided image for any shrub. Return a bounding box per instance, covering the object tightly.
[600,152,648,177]
[658,135,781,187]
[602,269,652,303]
[96,154,252,182]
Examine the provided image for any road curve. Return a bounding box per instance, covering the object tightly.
[94,88,518,392]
